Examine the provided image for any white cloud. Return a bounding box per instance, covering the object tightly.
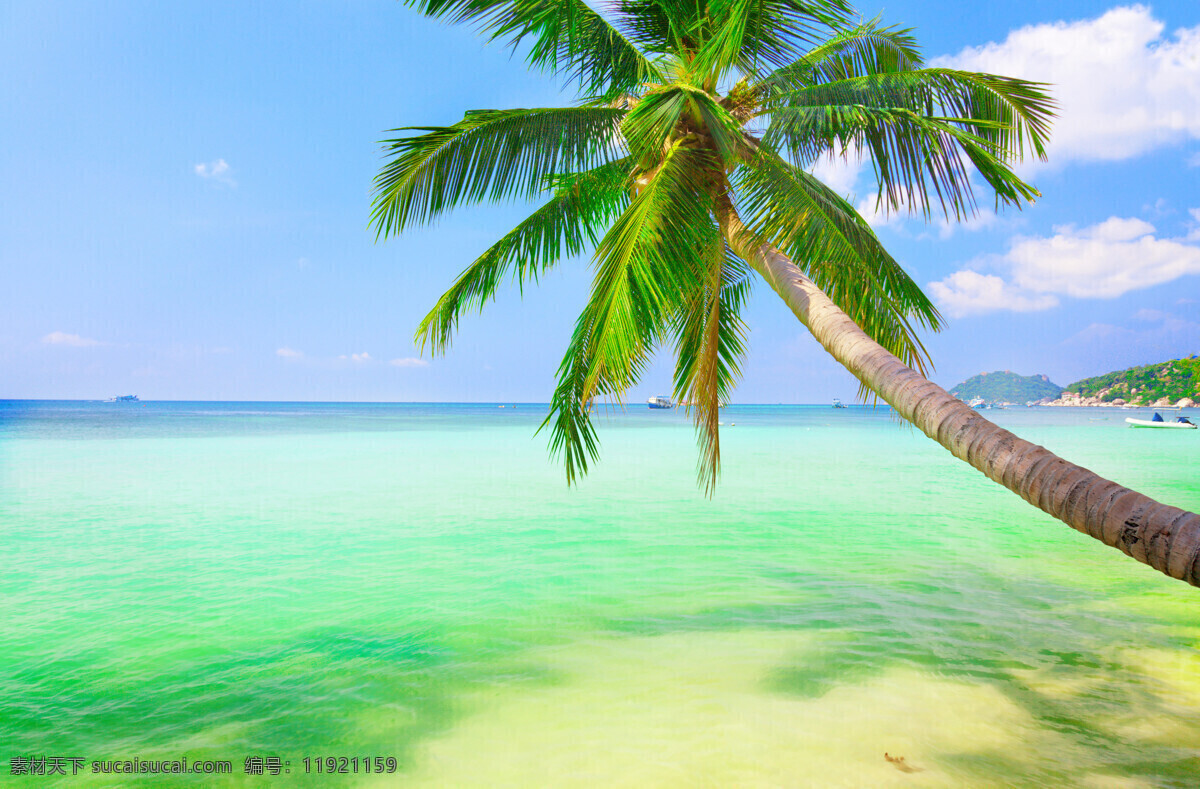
[42,331,102,347]
[928,271,1058,318]
[389,357,429,368]
[807,154,864,197]
[930,216,1200,316]
[194,158,236,186]
[338,352,371,362]
[936,6,1200,169]
[856,195,905,231]
[1006,217,1200,298]
[276,347,303,358]
[1188,207,1200,241]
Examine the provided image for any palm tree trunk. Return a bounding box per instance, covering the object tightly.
[719,212,1200,588]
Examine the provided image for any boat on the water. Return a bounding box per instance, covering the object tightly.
[647,395,674,409]
[107,394,139,402]
[968,397,986,409]
[1125,413,1196,429]
[832,398,847,408]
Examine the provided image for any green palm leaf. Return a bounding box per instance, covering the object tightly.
[766,102,1039,219]
[757,18,921,93]
[405,0,663,97]
[735,150,939,374]
[672,243,751,493]
[687,0,856,78]
[416,160,632,353]
[762,63,1054,218]
[371,106,625,237]
[542,143,721,483]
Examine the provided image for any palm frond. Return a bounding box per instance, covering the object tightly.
[416,160,632,353]
[774,69,1053,157]
[620,87,690,164]
[682,85,755,164]
[370,106,625,237]
[615,0,704,55]
[735,150,940,375]
[541,143,721,483]
[687,0,856,78]
[756,18,922,95]
[672,242,751,493]
[621,83,752,170]
[405,0,663,97]
[765,102,1040,220]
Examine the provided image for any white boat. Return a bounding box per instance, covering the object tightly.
[647,395,674,409]
[832,398,847,408]
[968,397,985,409]
[1125,415,1196,429]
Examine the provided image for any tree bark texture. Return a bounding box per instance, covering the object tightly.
[721,215,1200,588]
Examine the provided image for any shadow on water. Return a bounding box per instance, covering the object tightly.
[603,567,1200,787]
[3,627,564,784]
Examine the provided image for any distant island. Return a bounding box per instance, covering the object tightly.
[1052,356,1199,407]
[950,371,1063,404]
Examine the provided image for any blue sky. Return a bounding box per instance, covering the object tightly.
[2,0,1198,402]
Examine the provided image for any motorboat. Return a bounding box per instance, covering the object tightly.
[647,395,674,409]
[832,398,847,408]
[107,394,139,402]
[1125,413,1196,429]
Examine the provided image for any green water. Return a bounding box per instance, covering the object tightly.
[1,402,1198,787]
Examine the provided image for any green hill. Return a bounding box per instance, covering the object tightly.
[1067,356,1200,404]
[949,371,1063,404]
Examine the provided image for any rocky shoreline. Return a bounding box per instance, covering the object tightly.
[1041,392,1196,408]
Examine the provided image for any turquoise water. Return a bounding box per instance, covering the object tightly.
[1,401,1198,787]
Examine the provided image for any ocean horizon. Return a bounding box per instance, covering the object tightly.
[2,400,1198,785]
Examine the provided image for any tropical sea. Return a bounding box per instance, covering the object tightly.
[1,400,1198,787]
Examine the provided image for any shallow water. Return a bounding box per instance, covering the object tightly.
[1,401,1198,786]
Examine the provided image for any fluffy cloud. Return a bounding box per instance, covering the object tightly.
[807,155,864,197]
[276,347,303,358]
[42,331,102,347]
[389,357,429,368]
[936,6,1200,168]
[1006,217,1200,298]
[339,352,371,362]
[930,216,1200,316]
[928,271,1058,318]
[194,158,235,185]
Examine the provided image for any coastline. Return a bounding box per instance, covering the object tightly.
[1041,393,1197,408]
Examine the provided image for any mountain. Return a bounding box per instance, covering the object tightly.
[1066,356,1199,405]
[949,371,1063,404]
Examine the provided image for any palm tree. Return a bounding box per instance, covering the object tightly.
[370,0,1200,587]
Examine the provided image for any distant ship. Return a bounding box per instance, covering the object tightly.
[832,398,847,408]
[647,395,674,409]
[107,394,139,402]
